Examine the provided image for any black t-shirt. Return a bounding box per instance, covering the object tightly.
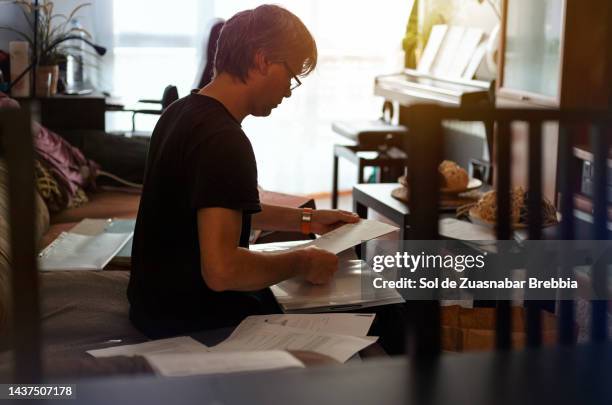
[127,92,268,336]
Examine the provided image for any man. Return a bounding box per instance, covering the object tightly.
[128,5,360,338]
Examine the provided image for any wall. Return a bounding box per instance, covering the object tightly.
[0,3,29,52]
[0,1,109,88]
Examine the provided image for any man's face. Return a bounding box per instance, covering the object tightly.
[251,60,302,117]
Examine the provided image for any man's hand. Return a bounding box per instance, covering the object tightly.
[310,210,360,235]
[300,246,339,285]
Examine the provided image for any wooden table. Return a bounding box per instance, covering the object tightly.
[332,145,407,209]
[353,183,410,239]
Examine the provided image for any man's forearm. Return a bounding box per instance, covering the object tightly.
[203,247,306,292]
[251,203,303,232]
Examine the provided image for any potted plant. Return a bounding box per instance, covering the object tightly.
[0,0,94,96]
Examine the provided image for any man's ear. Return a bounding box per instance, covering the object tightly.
[253,50,269,76]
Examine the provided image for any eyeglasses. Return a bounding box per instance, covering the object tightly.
[282,61,302,91]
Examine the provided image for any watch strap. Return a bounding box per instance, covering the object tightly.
[300,208,313,235]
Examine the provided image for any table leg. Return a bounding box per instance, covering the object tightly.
[353,199,368,259]
[353,200,367,219]
[332,153,339,209]
[358,160,366,184]
[400,216,409,240]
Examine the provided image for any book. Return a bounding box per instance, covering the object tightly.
[38,218,134,271]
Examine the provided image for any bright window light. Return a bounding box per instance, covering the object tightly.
[106,0,410,194]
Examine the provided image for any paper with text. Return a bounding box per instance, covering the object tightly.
[237,313,375,337]
[210,322,377,363]
[87,336,209,358]
[145,350,304,377]
[290,220,398,254]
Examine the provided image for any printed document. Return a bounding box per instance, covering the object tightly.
[145,351,304,377]
[210,322,378,363]
[87,336,209,358]
[236,313,376,337]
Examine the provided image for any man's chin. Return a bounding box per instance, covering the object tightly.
[253,108,274,117]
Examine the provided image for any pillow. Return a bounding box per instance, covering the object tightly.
[34,159,88,213]
[1,91,99,211]
[0,159,49,342]
[33,123,98,210]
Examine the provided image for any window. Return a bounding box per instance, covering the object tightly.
[106,0,409,194]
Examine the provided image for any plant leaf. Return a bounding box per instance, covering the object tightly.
[66,2,91,23]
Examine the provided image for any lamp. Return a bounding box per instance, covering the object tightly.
[7,36,107,95]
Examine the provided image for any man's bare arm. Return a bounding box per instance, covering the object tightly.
[197,207,337,292]
[252,204,360,234]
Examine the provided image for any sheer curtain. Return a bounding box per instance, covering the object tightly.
[98,0,409,194]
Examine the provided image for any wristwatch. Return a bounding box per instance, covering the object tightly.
[300,208,313,235]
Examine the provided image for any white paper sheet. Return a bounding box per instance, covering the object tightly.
[249,240,311,252]
[210,322,378,363]
[417,24,448,73]
[237,313,376,337]
[87,336,209,358]
[447,27,483,78]
[251,240,359,263]
[290,220,398,255]
[145,350,304,377]
[431,26,466,77]
[462,42,487,80]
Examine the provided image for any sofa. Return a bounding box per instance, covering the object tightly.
[0,90,337,379]
[0,158,322,379]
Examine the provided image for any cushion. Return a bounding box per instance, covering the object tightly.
[33,124,98,210]
[34,159,89,213]
[0,159,50,342]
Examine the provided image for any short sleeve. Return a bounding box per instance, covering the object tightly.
[185,128,261,213]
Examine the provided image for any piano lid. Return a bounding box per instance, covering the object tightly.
[375,69,493,107]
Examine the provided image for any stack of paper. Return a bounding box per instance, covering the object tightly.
[87,314,378,376]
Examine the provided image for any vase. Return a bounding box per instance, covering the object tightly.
[35,65,59,97]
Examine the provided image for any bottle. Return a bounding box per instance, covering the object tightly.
[66,19,85,88]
